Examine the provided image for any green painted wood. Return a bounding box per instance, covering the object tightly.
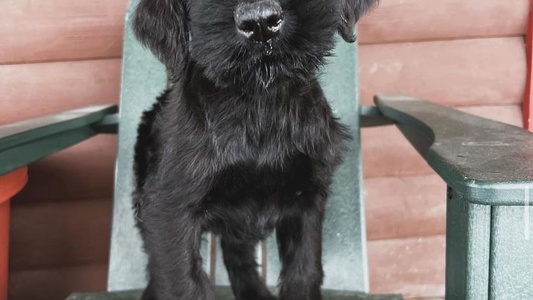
[376,95,533,206]
[445,188,491,300]
[67,288,402,300]
[93,113,120,134]
[359,106,394,128]
[214,236,231,286]
[316,36,368,291]
[0,105,118,175]
[108,0,213,291]
[489,203,533,299]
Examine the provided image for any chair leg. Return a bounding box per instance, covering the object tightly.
[445,187,491,300]
[489,205,533,298]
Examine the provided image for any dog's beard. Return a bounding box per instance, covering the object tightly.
[205,60,280,91]
[235,43,281,89]
[227,54,323,91]
[255,43,280,88]
[252,53,325,90]
[196,40,328,91]
[256,63,275,88]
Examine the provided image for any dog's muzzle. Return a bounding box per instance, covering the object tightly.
[234,0,284,43]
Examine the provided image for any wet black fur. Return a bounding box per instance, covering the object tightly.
[132,0,378,299]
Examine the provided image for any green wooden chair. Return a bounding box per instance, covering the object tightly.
[1,1,533,299]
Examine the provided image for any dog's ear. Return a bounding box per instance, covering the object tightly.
[338,0,379,43]
[133,0,188,70]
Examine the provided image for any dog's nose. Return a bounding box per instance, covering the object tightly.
[234,0,284,43]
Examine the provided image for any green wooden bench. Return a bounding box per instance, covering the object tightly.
[1,1,532,299]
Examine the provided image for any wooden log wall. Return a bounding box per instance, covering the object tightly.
[1,0,528,299]
[2,1,129,299]
[359,0,528,297]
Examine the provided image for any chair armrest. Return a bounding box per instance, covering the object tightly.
[360,105,395,127]
[375,94,533,206]
[0,105,119,175]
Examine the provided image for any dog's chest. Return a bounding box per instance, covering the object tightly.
[203,153,314,240]
[188,87,344,239]
[205,96,324,168]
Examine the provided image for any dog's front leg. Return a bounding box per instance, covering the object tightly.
[140,206,214,300]
[221,237,276,300]
[276,194,325,300]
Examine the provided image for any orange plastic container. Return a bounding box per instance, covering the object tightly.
[0,167,27,300]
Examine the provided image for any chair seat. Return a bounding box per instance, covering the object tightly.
[66,287,404,300]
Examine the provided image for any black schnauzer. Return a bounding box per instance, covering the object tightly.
[132,0,378,299]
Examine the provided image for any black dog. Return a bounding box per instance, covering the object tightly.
[132,0,378,299]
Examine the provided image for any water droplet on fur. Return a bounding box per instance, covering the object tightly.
[264,42,273,56]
